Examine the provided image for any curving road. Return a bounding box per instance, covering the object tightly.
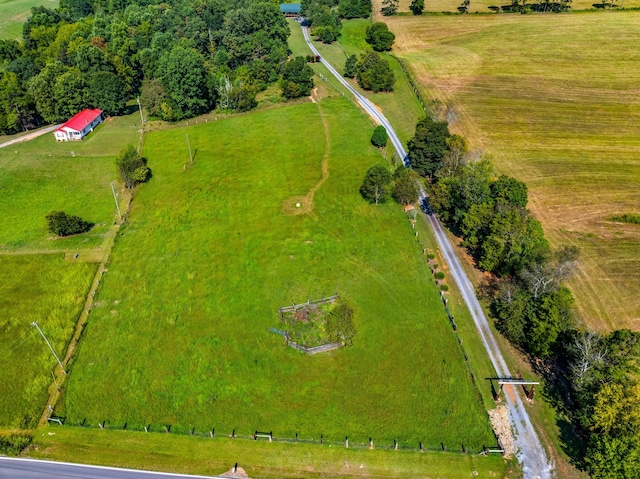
[0,124,61,149]
[302,26,553,479]
[0,457,224,479]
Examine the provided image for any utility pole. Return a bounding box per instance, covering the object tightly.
[186,134,193,165]
[136,97,144,125]
[32,322,66,374]
[110,183,122,221]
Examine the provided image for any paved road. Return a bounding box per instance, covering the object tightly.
[0,457,225,479]
[0,124,60,149]
[302,26,553,479]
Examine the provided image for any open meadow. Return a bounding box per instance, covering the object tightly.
[61,97,496,451]
[0,112,139,430]
[0,0,58,40]
[0,255,94,429]
[0,113,138,252]
[378,10,640,331]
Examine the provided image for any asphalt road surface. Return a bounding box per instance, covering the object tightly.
[302,25,553,479]
[0,458,224,479]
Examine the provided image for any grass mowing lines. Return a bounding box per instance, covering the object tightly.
[384,12,640,330]
[0,255,95,428]
[63,98,494,450]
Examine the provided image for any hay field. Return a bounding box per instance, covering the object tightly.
[389,0,640,13]
[62,98,495,449]
[379,10,640,330]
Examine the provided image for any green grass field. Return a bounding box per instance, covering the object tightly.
[0,114,139,252]
[61,98,495,450]
[29,426,514,478]
[0,0,58,40]
[381,11,640,331]
[0,255,95,429]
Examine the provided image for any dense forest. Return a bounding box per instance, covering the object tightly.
[410,112,640,478]
[0,0,369,134]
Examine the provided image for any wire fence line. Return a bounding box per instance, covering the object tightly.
[46,420,497,455]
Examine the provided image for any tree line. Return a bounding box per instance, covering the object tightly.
[0,0,316,134]
[405,108,640,478]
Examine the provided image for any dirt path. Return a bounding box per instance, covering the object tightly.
[0,124,61,149]
[281,103,330,215]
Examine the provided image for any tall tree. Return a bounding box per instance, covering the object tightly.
[360,165,392,204]
[407,116,451,177]
[410,0,425,14]
[280,56,314,100]
[356,51,394,93]
[365,22,395,52]
[381,0,399,15]
[89,71,128,115]
[392,166,419,205]
[159,46,210,120]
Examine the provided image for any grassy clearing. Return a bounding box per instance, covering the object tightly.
[380,11,640,331]
[0,113,138,252]
[29,426,514,478]
[61,98,494,451]
[0,255,95,428]
[0,0,57,40]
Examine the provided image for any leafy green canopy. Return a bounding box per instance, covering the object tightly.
[46,211,93,237]
[360,164,392,204]
[0,0,293,131]
[356,51,394,93]
[116,145,150,190]
[365,22,395,52]
[280,57,315,100]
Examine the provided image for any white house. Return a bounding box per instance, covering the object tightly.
[54,109,104,141]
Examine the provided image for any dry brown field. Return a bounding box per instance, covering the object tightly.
[376,8,640,331]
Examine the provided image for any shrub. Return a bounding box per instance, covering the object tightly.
[116,145,151,189]
[440,284,449,291]
[609,213,640,225]
[371,125,388,148]
[427,253,436,259]
[0,433,32,456]
[46,211,93,237]
[326,302,356,345]
[435,271,445,280]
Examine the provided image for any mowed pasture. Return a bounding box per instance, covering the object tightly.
[380,11,640,331]
[62,98,495,450]
[0,113,138,252]
[0,255,94,428]
[0,0,58,39]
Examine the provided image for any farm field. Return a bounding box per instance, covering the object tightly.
[0,255,94,429]
[389,0,640,13]
[0,113,138,252]
[379,10,640,331]
[61,97,495,450]
[0,0,58,39]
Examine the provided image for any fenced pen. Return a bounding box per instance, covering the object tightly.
[45,418,502,455]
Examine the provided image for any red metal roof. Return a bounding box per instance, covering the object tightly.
[57,109,103,132]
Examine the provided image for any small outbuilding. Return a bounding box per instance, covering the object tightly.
[54,109,104,141]
[279,3,301,16]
